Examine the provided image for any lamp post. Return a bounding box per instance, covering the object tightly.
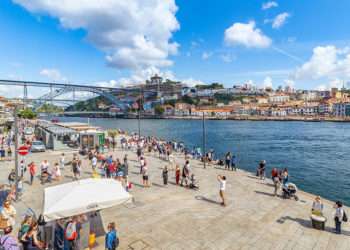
[138,86,142,140]
[13,105,19,200]
[202,111,206,169]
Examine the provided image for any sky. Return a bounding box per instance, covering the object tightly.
[1,0,350,98]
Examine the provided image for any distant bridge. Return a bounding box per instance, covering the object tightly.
[0,79,155,110]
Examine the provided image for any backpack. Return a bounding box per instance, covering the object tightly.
[343,211,348,222]
[65,222,78,241]
[112,237,119,250]
[0,236,9,250]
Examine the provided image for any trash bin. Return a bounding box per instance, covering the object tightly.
[311,214,326,230]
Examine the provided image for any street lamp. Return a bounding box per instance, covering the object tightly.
[138,86,143,140]
[202,111,206,169]
[13,105,19,200]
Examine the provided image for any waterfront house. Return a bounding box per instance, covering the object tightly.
[318,101,333,116]
[194,106,233,118]
[174,103,193,116]
[162,104,175,116]
[268,94,290,104]
[333,102,350,117]
[256,96,269,104]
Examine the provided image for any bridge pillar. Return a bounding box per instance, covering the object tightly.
[23,84,28,107]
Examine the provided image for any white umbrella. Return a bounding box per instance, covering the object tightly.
[43,178,131,221]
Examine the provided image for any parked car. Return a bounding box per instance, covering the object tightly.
[30,141,46,152]
[24,127,34,135]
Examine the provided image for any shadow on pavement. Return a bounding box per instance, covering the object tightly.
[131,182,144,188]
[195,195,221,205]
[152,182,166,188]
[254,190,277,197]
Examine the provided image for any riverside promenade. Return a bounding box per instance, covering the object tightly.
[1,140,350,250]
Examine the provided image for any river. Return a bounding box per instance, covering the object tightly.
[56,117,350,205]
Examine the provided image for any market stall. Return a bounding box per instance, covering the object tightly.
[43,178,131,221]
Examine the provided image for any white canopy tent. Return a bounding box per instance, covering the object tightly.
[43,178,132,222]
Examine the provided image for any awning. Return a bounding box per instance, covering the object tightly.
[43,178,132,221]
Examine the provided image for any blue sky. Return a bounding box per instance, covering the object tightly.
[1,0,350,97]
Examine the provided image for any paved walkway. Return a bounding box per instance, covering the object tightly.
[1,144,350,250]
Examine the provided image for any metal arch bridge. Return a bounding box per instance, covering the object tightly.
[0,79,154,110]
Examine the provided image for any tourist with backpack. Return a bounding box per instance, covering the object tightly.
[65,216,83,250]
[65,218,79,250]
[334,201,346,234]
[0,226,20,250]
[105,222,118,250]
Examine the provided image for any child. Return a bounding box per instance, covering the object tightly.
[175,165,180,185]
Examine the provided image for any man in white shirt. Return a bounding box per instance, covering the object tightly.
[60,153,65,169]
[217,175,227,207]
[334,201,345,234]
[41,160,50,174]
[91,155,97,171]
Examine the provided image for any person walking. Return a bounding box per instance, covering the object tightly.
[142,166,149,187]
[224,152,231,170]
[175,165,180,185]
[257,160,266,180]
[91,155,97,172]
[60,153,65,170]
[105,222,118,250]
[28,162,36,185]
[180,162,190,187]
[123,154,128,177]
[230,155,237,171]
[217,175,227,206]
[139,157,146,175]
[271,167,280,196]
[334,201,345,234]
[162,166,168,185]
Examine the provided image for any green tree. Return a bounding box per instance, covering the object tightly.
[18,108,37,119]
[37,103,64,113]
[154,105,165,115]
[107,130,118,139]
[195,82,224,90]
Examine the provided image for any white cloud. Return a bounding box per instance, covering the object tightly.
[316,79,344,91]
[182,78,205,87]
[224,21,272,48]
[201,51,213,60]
[13,0,180,71]
[100,67,203,88]
[220,53,234,63]
[40,68,67,81]
[295,45,350,80]
[262,1,278,10]
[263,76,273,88]
[271,12,290,29]
[284,79,295,87]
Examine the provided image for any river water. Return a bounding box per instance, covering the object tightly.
[57,117,350,205]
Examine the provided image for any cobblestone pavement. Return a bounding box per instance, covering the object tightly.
[1,144,350,250]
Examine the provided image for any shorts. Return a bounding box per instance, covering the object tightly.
[143,175,148,181]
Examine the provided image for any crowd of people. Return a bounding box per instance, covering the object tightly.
[0,120,349,250]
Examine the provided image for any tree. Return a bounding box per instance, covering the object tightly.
[195,83,224,90]
[18,108,37,119]
[107,130,118,139]
[154,105,165,115]
[37,103,64,113]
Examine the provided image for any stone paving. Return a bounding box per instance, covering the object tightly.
[1,143,350,250]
